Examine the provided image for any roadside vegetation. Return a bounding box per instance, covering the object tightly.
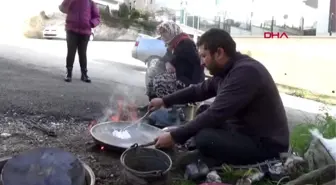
[277,84,336,105]
[180,49,336,185]
[24,3,158,40]
[173,112,336,185]
[100,3,157,33]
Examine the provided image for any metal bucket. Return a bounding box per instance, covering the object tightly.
[120,144,172,185]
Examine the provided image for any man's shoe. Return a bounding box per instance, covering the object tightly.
[64,68,72,82]
[175,150,201,169]
[175,149,217,170]
[81,69,91,83]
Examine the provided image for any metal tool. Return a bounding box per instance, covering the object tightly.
[26,119,57,137]
[31,124,57,137]
[138,140,156,147]
[120,110,151,131]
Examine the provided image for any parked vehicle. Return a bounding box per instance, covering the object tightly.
[132,25,204,66]
[42,22,94,41]
[93,0,121,16]
[131,25,205,89]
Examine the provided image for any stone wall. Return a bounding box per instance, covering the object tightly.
[235,36,336,97]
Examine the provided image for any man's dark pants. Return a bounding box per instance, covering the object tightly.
[66,31,90,72]
[194,127,280,166]
[189,105,281,166]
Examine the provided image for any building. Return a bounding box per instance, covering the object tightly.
[173,0,335,36]
[93,0,123,11]
[125,0,157,12]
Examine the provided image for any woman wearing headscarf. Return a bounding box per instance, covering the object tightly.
[59,0,100,83]
[146,21,204,100]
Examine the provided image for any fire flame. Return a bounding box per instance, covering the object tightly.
[109,99,138,122]
[88,98,139,151]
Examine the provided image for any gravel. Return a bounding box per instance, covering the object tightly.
[0,111,123,185]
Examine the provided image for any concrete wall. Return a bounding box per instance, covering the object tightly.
[273,26,303,35]
[230,26,302,36]
[234,36,336,97]
[230,27,252,36]
[251,26,265,35]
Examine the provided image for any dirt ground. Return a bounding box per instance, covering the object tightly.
[0,111,125,185]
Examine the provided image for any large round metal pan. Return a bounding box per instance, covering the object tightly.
[90,121,164,151]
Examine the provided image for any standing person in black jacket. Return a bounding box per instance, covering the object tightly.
[146,21,204,100]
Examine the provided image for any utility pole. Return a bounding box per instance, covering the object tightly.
[180,0,187,24]
[215,0,220,28]
[271,16,274,32]
[250,0,254,32]
[329,13,334,36]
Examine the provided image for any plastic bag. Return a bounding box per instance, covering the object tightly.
[304,129,336,171]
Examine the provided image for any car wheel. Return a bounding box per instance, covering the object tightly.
[145,56,164,94]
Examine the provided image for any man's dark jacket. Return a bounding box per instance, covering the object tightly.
[163,53,289,153]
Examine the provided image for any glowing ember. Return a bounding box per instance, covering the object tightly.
[100,146,104,150]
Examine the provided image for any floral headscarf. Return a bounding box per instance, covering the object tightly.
[157,21,183,44]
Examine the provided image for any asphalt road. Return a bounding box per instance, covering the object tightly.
[0,39,148,120]
[0,38,335,125]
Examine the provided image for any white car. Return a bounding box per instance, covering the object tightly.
[42,23,94,41]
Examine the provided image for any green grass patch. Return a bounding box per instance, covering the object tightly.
[173,179,196,185]
[277,84,336,105]
[291,112,336,156]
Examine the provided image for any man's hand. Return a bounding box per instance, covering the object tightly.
[165,62,175,73]
[155,132,175,148]
[148,98,164,111]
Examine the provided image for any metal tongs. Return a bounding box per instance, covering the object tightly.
[120,110,151,131]
[131,140,156,148]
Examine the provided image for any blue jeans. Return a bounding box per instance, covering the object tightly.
[148,107,181,128]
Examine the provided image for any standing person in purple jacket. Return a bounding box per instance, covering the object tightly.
[59,0,100,83]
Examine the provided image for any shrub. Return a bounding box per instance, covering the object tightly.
[290,112,336,156]
[138,20,157,32]
[140,11,150,21]
[120,18,132,28]
[118,3,129,18]
[23,15,44,38]
[130,9,141,19]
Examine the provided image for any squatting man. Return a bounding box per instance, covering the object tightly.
[149,28,290,167]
